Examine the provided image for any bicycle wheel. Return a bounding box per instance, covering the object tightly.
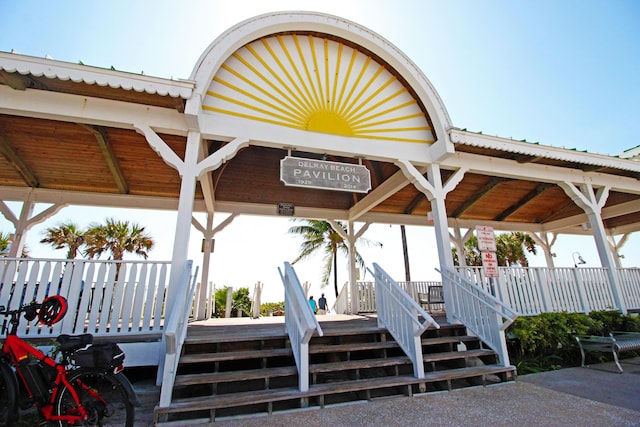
[0,365,19,427]
[54,368,134,427]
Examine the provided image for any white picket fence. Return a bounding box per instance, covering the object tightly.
[352,280,442,313]
[456,266,640,315]
[0,258,172,339]
[340,267,640,316]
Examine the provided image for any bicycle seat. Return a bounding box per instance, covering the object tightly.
[57,333,93,352]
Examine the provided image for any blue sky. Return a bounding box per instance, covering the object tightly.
[1,1,639,302]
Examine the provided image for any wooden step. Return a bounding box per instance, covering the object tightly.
[310,355,411,374]
[421,335,482,347]
[422,348,495,363]
[174,365,298,387]
[156,364,514,419]
[310,339,399,354]
[178,347,292,364]
[422,364,514,383]
[156,375,419,416]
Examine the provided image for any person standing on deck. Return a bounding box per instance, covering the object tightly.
[318,293,329,315]
[309,296,317,314]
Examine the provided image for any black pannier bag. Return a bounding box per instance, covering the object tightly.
[71,343,125,368]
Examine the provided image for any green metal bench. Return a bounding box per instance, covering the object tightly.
[575,331,640,373]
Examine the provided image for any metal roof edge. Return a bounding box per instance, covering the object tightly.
[449,128,640,173]
[0,51,195,99]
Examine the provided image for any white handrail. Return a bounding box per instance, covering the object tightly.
[278,262,323,392]
[369,263,439,378]
[440,267,517,367]
[158,261,198,407]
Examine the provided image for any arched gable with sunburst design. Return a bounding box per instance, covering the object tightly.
[204,33,434,144]
[187,12,453,161]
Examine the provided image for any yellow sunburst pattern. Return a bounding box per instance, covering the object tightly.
[203,34,434,144]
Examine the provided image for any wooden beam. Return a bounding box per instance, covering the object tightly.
[451,177,507,218]
[404,193,424,215]
[0,70,29,90]
[79,124,129,194]
[494,183,553,221]
[512,153,541,163]
[0,133,39,187]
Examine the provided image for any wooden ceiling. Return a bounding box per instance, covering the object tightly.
[1,68,639,235]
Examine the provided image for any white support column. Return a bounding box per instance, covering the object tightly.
[559,182,626,313]
[530,231,558,268]
[165,131,200,314]
[606,232,630,269]
[396,160,467,323]
[328,219,370,314]
[450,224,473,268]
[192,213,215,320]
[191,212,238,319]
[0,199,66,257]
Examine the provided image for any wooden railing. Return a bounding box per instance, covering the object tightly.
[0,258,172,339]
[159,261,197,407]
[457,266,640,315]
[279,262,323,392]
[369,263,439,378]
[441,267,517,367]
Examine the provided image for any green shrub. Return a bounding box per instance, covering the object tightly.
[506,311,639,374]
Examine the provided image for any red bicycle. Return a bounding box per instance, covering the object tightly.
[0,295,139,426]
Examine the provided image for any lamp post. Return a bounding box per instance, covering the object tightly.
[572,252,586,268]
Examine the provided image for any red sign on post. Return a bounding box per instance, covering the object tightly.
[481,251,499,278]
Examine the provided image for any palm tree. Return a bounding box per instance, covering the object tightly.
[83,218,153,260]
[0,231,12,255]
[497,231,537,266]
[40,221,85,259]
[288,219,381,298]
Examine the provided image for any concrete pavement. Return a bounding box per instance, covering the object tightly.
[132,355,640,427]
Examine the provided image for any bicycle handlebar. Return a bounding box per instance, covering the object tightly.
[0,301,41,317]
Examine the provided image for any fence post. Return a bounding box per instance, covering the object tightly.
[571,269,589,313]
[225,286,233,318]
[534,268,551,313]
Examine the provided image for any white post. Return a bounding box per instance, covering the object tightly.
[450,225,473,268]
[253,282,263,319]
[0,200,65,258]
[194,212,214,320]
[530,231,558,268]
[347,221,358,314]
[225,286,233,318]
[395,160,467,323]
[559,182,626,313]
[606,233,630,269]
[166,131,201,314]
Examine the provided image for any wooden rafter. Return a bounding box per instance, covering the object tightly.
[512,153,542,163]
[494,183,553,221]
[79,124,129,194]
[0,70,29,90]
[0,133,39,187]
[451,177,508,218]
[404,193,424,214]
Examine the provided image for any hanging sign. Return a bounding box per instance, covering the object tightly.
[476,225,497,252]
[481,251,499,278]
[280,156,371,193]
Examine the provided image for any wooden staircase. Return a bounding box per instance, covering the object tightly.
[154,316,516,425]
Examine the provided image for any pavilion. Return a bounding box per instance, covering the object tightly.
[1,11,639,367]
